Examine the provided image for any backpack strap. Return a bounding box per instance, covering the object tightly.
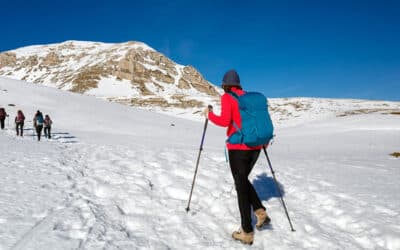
[227,91,239,100]
[227,91,243,143]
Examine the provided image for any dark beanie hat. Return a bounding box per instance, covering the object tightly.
[222,69,241,87]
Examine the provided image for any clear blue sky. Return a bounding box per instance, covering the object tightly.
[1,0,399,101]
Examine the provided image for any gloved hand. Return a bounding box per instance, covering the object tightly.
[202,105,213,118]
[202,107,209,118]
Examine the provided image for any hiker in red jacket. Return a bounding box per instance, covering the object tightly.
[15,110,25,136]
[44,114,53,139]
[204,70,270,245]
[0,107,7,130]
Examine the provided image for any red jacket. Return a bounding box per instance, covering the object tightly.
[208,87,262,150]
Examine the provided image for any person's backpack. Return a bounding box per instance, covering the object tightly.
[227,91,274,147]
[36,114,44,125]
[17,112,25,122]
[44,118,52,127]
[0,108,5,118]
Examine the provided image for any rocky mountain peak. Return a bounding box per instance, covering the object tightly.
[0,40,221,112]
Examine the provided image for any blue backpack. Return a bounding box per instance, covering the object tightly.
[227,91,274,147]
[36,114,44,125]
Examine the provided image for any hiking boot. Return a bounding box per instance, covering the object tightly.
[232,228,254,245]
[255,208,271,229]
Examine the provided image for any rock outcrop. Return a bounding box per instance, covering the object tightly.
[0,52,17,68]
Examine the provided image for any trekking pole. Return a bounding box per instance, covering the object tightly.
[263,146,295,232]
[185,106,211,213]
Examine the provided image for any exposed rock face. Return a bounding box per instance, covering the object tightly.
[113,49,178,89]
[21,56,38,68]
[182,66,219,96]
[42,52,60,66]
[0,41,222,110]
[0,52,17,68]
[71,65,109,93]
[178,78,190,89]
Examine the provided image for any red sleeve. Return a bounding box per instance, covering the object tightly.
[208,94,232,127]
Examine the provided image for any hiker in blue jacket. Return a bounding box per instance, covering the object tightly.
[33,110,44,141]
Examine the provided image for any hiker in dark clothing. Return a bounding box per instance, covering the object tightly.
[15,110,25,136]
[205,70,271,245]
[0,107,7,130]
[33,110,44,141]
[44,114,52,139]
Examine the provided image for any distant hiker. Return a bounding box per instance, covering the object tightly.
[33,110,44,141]
[44,114,52,139]
[205,70,271,245]
[0,107,7,130]
[15,110,25,136]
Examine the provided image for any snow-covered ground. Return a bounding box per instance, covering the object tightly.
[0,77,399,250]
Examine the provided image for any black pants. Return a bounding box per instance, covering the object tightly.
[229,149,265,233]
[36,125,43,141]
[44,126,51,139]
[0,118,4,129]
[16,122,24,136]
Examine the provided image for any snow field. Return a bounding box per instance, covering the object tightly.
[1,77,399,249]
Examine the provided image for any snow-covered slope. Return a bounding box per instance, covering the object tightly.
[0,77,399,250]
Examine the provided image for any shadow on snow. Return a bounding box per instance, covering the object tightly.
[20,128,78,144]
[251,173,285,230]
[253,172,285,201]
